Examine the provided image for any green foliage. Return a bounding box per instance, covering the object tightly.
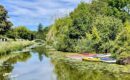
[90,15,123,53]
[36,23,51,40]
[36,25,50,40]
[108,0,130,21]
[69,2,92,39]
[111,21,130,58]
[93,15,123,41]
[46,18,73,52]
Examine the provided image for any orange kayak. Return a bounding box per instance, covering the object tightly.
[82,53,97,57]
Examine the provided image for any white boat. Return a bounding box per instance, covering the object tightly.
[101,60,117,63]
[96,54,111,58]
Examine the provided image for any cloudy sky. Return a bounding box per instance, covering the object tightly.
[0,0,90,30]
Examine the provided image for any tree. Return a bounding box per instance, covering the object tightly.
[37,23,43,33]
[6,26,35,40]
[69,2,92,39]
[0,5,13,34]
[106,0,130,22]
[36,26,50,40]
[6,29,19,39]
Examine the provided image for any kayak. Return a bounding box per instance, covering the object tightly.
[82,53,97,57]
[66,54,84,57]
[66,53,116,63]
[66,56,83,60]
[102,60,116,63]
[100,57,116,63]
[100,57,114,60]
[66,54,84,60]
[96,54,111,58]
[83,57,101,62]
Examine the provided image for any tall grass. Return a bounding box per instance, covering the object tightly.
[0,41,34,55]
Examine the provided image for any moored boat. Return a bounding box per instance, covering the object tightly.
[82,53,97,57]
[83,57,101,62]
[96,54,111,58]
[101,60,117,63]
[100,57,116,63]
[66,54,84,60]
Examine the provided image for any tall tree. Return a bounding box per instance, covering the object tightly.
[37,23,43,33]
[0,5,13,34]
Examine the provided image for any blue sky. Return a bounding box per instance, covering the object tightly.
[0,0,90,31]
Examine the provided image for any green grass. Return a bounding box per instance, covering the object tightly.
[0,40,34,55]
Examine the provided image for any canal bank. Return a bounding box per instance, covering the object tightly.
[0,40,34,55]
[47,49,130,80]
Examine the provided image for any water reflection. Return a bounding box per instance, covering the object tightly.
[0,46,56,80]
[0,52,31,80]
[32,46,48,61]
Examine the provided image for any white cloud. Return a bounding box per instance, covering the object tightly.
[0,0,90,30]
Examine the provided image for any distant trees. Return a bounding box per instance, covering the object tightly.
[38,23,43,33]
[0,5,13,34]
[6,26,35,40]
[36,23,49,40]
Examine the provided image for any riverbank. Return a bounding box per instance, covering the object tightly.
[0,40,34,55]
[46,50,130,74]
[45,50,130,80]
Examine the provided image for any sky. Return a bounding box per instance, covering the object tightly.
[0,0,90,31]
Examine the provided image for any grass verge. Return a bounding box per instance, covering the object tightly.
[0,40,34,55]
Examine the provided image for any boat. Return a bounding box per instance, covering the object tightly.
[66,53,116,63]
[66,54,84,57]
[82,53,97,57]
[101,60,117,63]
[66,54,84,61]
[66,56,83,60]
[83,57,101,62]
[100,57,116,63]
[96,54,111,58]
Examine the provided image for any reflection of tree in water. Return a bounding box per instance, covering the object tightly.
[0,64,13,80]
[6,52,31,63]
[0,52,31,80]
[32,46,49,61]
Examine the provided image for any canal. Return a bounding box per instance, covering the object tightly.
[0,46,129,80]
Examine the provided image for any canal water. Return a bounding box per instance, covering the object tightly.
[11,52,57,80]
[0,46,57,80]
